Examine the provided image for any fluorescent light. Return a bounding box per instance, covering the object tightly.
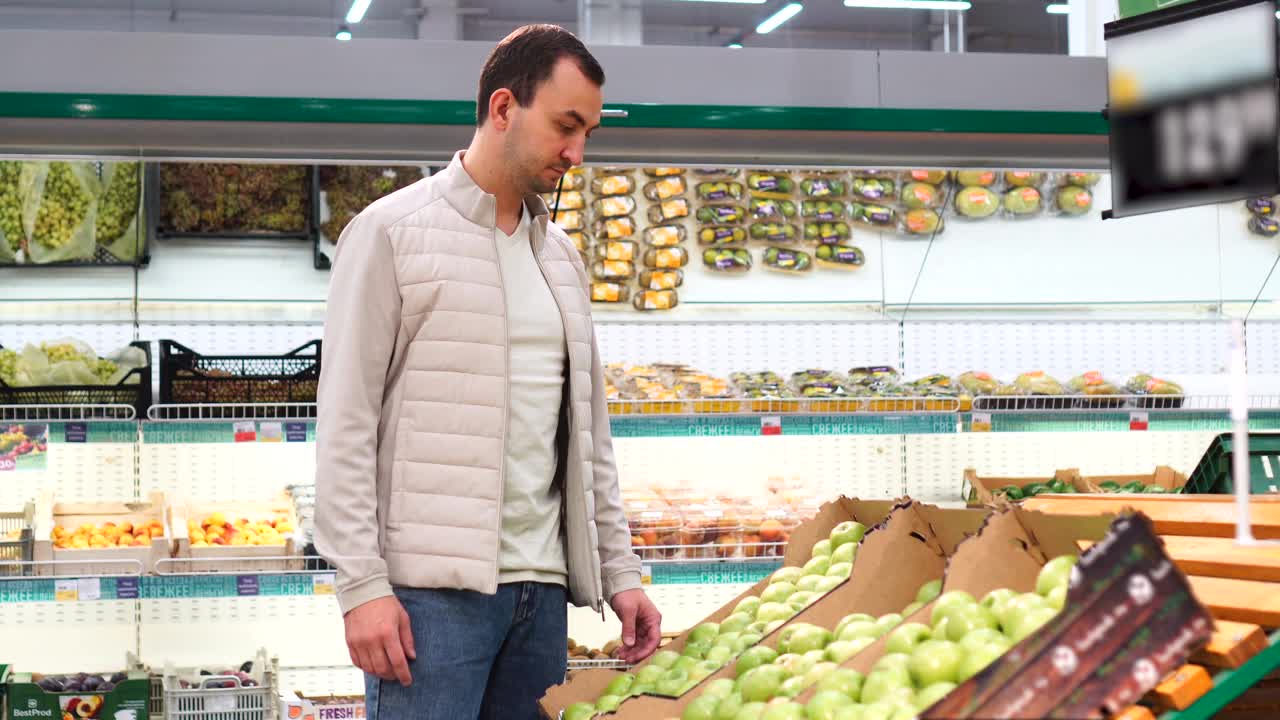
[727,42,744,48]
[1046,3,1070,13]
[756,2,803,33]
[844,0,971,9]
[335,24,352,41]
[345,0,372,24]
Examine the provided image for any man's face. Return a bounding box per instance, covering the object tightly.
[504,57,602,195]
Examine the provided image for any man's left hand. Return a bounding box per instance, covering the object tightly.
[609,588,662,664]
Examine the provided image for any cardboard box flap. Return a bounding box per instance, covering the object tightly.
[1081,465,1188,493]
[965,468,1085,506]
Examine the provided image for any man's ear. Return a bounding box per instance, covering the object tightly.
[488,88,515,131]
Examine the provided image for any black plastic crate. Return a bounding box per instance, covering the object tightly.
[149,163,316,242]
[0,341,152,418]
[159,340,322,407]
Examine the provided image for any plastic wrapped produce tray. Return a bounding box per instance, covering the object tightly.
[149,163,316,241]
[0,340,152,417]
[159,340,321,408]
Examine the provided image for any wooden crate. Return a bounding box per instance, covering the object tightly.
[170,495,301,572]
[32,491,173,576]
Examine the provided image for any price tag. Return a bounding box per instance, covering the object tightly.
[55,579,78,602]
[236,576,260,596]
[312,573,336,595]
[1130,412,1150,431]
[285,422,309,442]
[76,577,101,601]
[64,422,88,443]
[760,416,782,436]
[258,422,283,443]
[971,413,992,433]
[0,457,13,472]
[205,694,237,712]
[115,577,140,600]
[640,565,653,585]
[233,421,257,443]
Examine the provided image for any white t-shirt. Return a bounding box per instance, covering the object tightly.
[494,208,568,584]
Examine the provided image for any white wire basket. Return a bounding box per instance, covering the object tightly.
[161,648,278,720]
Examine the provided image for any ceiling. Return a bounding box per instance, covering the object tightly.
[0,0,1069,53]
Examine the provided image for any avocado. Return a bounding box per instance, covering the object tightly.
[955,187,999,219]
[998,485,1024,500]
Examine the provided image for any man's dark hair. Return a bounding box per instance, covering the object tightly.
[476,24,605,127]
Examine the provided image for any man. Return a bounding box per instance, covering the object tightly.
[314,24,662,719]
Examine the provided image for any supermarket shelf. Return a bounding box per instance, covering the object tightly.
[567,658,632,672]
[146,403,317,422]
[645,557,782,586]
[1161,630,1280,720]
[0,404,136,422]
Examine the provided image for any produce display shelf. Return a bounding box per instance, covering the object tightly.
[567,659,632,672]
[644,557,782,586]
[0,404,137,422]
[145,403,318,422]
[1161,630,1280,720]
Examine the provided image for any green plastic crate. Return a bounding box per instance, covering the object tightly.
[1187,432,1280,494]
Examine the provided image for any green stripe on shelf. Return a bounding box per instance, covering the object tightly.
[649,560,781,585]
[610,413,958,438]
[0,574,331,601]
[979,412,1280,433]
[46,422,137,444]
[0,93,1109,135]
[141,421,316,444]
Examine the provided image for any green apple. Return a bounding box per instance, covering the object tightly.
[804,649,830,665]
[836,621,881,643]
[1006,605,1059,643]
[915,579,942,604]
[887,705,918,720]
[564,701,597,720]
[739,633,763,650]
[778,623,832,655]
[940,604,998,642]
[826,562,853,580]
[637,663,667,684]
[691,622,722,645]
[874,613,903,634]
[804,556,832,577]
[796,575,824,593]
[762,582,798,604]
[650,651,680,671]
[747,621,770,636]
[805,690,854,720]
[996,593,1049,630]
[677,656,702,674]
[823,640,865,664]
[871,653,912,677]
[630,681,654,697]
[859,670,913,704]
[777,676,808,698]
[1036,555,1078,597]
[739,664,789,702]
[858,704,895,720]
[831,707,864,720]
[761,701,805,720]
[811,539,833,558]
[734,702,767,720]
[703,678,738,700]
[757,601,796,624]
[605,673,635,697]
[736,596,764,617]
[772,567,805,585]
[717,631,743,649]
[817,667,864,697]
[683,695,722,720]
[957,640,1009,681]
[958,628,1006,652]
[908,639,963,686]
[829,521,867,550]
[595,694,623,712]
[685,640,713,660]
[787,591,817,611]
[884,622,932,655]
[830,541,858,566]
[931,616,951,643]
[914,681,957,711]
[694,659,724,682]
[656,667,691,696]
[715,693,745,720]
[802,662,839,689]
[707,645,736,666]
[834,613,876,637]
[1046,585,1067,611]
[721,612,755,636]
[843,636,876,658]
[779,652,819,678]
[736,646,779,676]
[981,588,1017,612]
[929,591,977,626]
[814,576,845,594]
[900,601,923,618]
[765,619,789,635]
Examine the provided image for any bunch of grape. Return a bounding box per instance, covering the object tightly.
[32,162,91,249]
[42,342,85,364]
[0,161,24,252]
[96,162,141,244]
[94,358,119,383]
[0,349,16,386]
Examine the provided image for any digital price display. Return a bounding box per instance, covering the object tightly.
[1105,0,1279,218]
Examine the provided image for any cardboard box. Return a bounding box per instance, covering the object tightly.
[964,468,1086,506]
[298,694,366,719]
[170,495,301,572]
[6,666,150,720]
[1080,465,1188,494]
[32,491,173,576]
[539,500,991,719]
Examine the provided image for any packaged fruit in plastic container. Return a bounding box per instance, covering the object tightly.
[699,225,748,246]
[627,503,683,560]
[590,259,635,282]
[803,220,851,244]
[905,169,950,185]
[647,197,691,223]
[800,200,847,221]
[1249,214,1279,237]
[954,169,999,188]
[1057,171,1102,187]
[956,371,1000,397]
[761,246,812,273]
[551,209,585,231]
[1004,170,1046,188]
[1069,370,1124,407]
[703,246,752,272]
[846,365,901,391]
[590,282,630,304]
[592,195,636,219]
[1054,185,1094,216]
[643,246,689,269]
[740,506,796,558]
[1003,186,1044,217]
[851,176,896,201]
[902,208,944,236]
[633,289,679,311]
[954,186,1000,219]
[750,222,799,243]
[644,176,688,201]
[850,202,896,228]
[696,181,745,202]
[696,204,746,225]
[644,167,685,177]
[746,172,794,194]
[643,224,685,248]
[681,504,744,560]
[558,168,586,191]
[1125,373,1185,409]
[750,197,797,220]
[814,243,864,269]
[593,216,636,240]
[545,190,585,210]
[592,239,639,263]
[800,175,847,198]
[591,173,634,196]
[901,181,943,210]
[638,268,684,290]
[1246,197,1277,216]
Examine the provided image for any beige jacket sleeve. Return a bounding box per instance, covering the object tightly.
[588,324,644,601]
[314,212,400,615]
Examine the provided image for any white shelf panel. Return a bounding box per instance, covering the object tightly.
[140,442,314,501]
[137,239,329,303]
[278,665,365,698]
[0,322,138,352]
[0,600,137,673]
[0,442,135,508]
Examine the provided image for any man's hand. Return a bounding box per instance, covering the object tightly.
[344,595,416,686]
[610,589,662,664]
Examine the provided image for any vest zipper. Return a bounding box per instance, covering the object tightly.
[491,222,510,595]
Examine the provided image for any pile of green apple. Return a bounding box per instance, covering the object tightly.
[671,555,1077,720]
[562,521,867,720]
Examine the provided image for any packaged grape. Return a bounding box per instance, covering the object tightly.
[22,160,98,264]
[95,161,144,263]
[1246,197,1277,216]
[545,190,585,210]
[590,173,635,196]
[591,195,635,219]
[904,169,949,185]
[644,167,685,177]
[1056,171,1101,188]
[814,243,864,269]
[552,209,585,231]
[696,181,744,202]
[1002,186,1044,218]
[902,208,944,236]
[592,216,636,240]
[847,366,900,390]
[559,169,586,191]
[1053,185,1094,216]
[565,231,588,254]
[746,172,794,194]
[1004,171,1046,188]
[702,246,752,272]
[590,259,635,282]
[1068,371,1124,408]
[750,222,799,243]
[749,197,797,220]
[646,197,690,223]
[638,268,684,290]
[1125,373,1185,409]
[697,225,747,246]
[761,246,812,273]
[851,176,896,202]
[695,205,745,225]
[0,161,26,264]
[1250,214,1280,237]
[803,221,851,244]
[900,182,943,210]
[643,224,685,248]
[642,177,687,201]
[850,203,896,228]
[953,170,999,188]
[799,175,847,198]
[590,282,630,304]
[800,200,847,221]
[953,186,1000,220]
[1014,371,1068,408]
[632,289,679,311]
[642,246,689,269]
[956,371,1000,396]
[592,240,638,263]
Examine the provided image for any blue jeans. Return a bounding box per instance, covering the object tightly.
[365,582,568,720]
